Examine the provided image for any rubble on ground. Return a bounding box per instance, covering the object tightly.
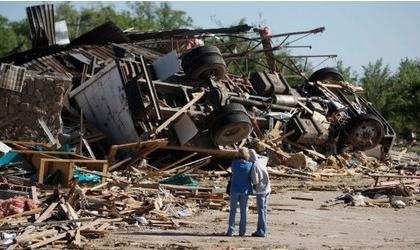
[0,4,418,249]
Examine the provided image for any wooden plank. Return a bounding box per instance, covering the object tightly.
[28,232,67,249]
[74,229,81,247]
[30,186,39,204]
[82,138,96,160]
[0,208,44,222]
[107,139,167,162]
[143,152,198,180]
[291,196,314,201]
[162,145,237,159]
[152,90,205,136]
[15,229,58,243]
[268,168,313,180]
[283,138,326,160]
[259,141,291,159]
[28,219,103,249]
[35,202,58,223]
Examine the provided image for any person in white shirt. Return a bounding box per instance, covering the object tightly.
[249,149,271,237]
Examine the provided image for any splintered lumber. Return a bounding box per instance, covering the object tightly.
[35,202,58,223]
[259,141,290,159]
[11,150,91,159]
[107,139,167,164]
[0,208,44,222]
[166,155,212,175]
[0,218,96,231]
[268,168,313,180]
[163,145,238,159]
[30,186,39,204]
[159,184,213,192]
[28,233,68,249]
[152,90,205,136]
[14,229,58,243]
[108,157,132,171]
[283,138,327,160]
[142,152,198,180]
[27,219,104,249]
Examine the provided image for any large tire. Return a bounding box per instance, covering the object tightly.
[209,103,252,146]
[182,46,222,63]
[182,46,226,81]
[309,67,344,83]
[344,114,385,151]
[211,113,253,146]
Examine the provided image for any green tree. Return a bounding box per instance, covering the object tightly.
[360,59,392,112]
[0,15,20,56]
[386,58,420,132]
[336,59,358,83]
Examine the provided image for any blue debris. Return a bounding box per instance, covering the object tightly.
[73,170,101,184]
[0,152,23,166]
[159,173,198,186]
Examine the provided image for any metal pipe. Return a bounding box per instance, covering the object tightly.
[228,96,293,111]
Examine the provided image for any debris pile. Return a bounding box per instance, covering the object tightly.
[0,3,417,248]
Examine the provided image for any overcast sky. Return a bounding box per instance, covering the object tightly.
[1,1,419,74]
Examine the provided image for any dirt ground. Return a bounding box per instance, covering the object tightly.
[88,178,420,250]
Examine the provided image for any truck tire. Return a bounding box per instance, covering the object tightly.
[309,67,344,83]
[209,103,252,146]
[345,114,385,151]
[182,46,226,81]
[211,113,253,146]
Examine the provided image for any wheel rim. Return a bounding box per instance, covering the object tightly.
[213,122,252,146]
[347,119,384,150]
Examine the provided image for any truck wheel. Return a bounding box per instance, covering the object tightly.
[345,114,385,151]
[211,113,253,146]
[209,103,252,146]
[182,46,226,81]
[309,67,344,83]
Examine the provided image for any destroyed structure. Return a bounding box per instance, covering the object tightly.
[0,4,418,249]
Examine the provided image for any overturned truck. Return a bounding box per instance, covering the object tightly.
[0,7,395,164]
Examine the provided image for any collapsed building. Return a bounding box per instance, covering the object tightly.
[0,4,396,183]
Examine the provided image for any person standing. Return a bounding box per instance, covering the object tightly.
[249,149,271,237]
[226,148,253,236]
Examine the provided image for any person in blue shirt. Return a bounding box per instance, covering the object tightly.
[226,147,253,236]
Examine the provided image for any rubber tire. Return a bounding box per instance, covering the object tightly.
[210,112,253,146]
[182,46,226,81]
[182,45,222,63]
[183,54,226,80]
[345,114,385,151]
[309,67,344,83]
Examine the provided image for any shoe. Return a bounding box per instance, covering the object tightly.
[225,232,233,237]
[239,233,245,237]
[251,232,266,237]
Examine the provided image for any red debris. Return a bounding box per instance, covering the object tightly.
[0,196,37,218]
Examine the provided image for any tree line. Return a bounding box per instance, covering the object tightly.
[0,2,418,136]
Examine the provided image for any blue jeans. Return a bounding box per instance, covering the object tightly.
[256,193,268,236]
[227,193,249,235]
